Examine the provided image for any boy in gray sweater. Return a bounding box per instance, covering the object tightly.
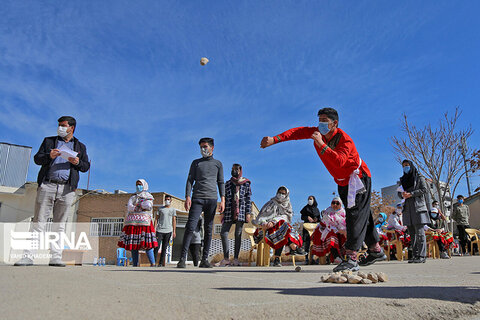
[177,137,225,268]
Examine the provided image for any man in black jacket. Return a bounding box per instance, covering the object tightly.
[15,116,90,267]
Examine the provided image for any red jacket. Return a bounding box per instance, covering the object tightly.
[275,127,371,186]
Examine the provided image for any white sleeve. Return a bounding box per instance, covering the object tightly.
[141,199,153,211]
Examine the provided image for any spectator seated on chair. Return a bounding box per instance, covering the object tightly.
[375,212,388,246]
[310,196,346,265]
[252,186,304,267]
[425,208,454,259]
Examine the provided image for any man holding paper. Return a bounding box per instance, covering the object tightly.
[15,116,90,267]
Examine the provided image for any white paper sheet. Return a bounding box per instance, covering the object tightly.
[58,144,78,160]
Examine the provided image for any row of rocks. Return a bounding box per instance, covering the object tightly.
[320,271,388,284]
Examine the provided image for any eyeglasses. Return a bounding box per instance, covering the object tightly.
[331,201,340,205]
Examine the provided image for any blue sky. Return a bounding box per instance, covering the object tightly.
[1,1,479,219]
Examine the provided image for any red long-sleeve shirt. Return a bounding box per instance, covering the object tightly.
[276,127,371,186]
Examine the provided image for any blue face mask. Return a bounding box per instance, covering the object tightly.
[403,166,411,174]
[378,218,384,223]
[431,213,438,219]
[318,122,330,135]
[458,199,464,204]
[136,185,143,193]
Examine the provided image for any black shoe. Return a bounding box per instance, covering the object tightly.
[193,261,199,267]
[305,256,309,265]
[413,257,426,263]
[408,258,415,263]
[359,250,387,266]
[199,259,212,268]
[290,247,305,255]
[332,258,359,272]
[177,259,186,268]
[49,258,66,267]
[271,257,282,267]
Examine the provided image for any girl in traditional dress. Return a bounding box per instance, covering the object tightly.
[118,179,158,266]
[425,208,454,259]
[310,196,347,264]
[375,212,388,244]
[252,186,304,267]
[385,203,410,256]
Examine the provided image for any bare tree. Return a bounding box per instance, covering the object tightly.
[371,190,395,220]
[391,107,476,219]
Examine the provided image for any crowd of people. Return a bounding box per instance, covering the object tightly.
[13,111,477,271]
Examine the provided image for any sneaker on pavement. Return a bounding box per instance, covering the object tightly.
[218,259,230,267]
[358,250,387,266]
[271,257,282,267]
[14,257,33,266]
[199,259,213,268]
[231,259,241,266]
[49,258,66,267]
[440,252,450,259]
[413,257,426,263]
[177,259,186,268]
[332,258,359,272]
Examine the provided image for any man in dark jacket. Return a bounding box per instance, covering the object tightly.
[15,116,90,267]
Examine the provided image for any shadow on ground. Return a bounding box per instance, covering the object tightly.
[214,285,480,305]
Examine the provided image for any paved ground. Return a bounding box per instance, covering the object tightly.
[1,256,479,320]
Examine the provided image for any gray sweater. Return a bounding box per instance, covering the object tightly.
[185,156,225,199]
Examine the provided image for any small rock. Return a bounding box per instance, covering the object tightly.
[341,270,352,275]
[347,275,362,284]
[361,278,373,284]
[320,275,329,282]
[357,271,367,279]
[336,276,348,283]
[377,272,388,282]
[367,272,378,283]
[328,274,339,283]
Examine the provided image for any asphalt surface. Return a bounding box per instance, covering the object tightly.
[1,256,479,319]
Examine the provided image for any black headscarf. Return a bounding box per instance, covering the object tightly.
[300,195,321,222]
[400,159,418,191]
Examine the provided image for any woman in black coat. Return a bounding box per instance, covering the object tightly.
[300,195,321,263]
[400,160,430,263]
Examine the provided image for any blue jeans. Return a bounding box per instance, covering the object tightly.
[180,198,217,261]
[131,249,155,266]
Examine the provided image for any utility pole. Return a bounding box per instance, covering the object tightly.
[459,136,472,197]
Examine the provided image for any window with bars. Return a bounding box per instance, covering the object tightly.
[90,218,124,237]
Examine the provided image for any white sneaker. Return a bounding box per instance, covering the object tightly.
[14,257,33,266]
[231,259,241,266]
[218,259,230,267]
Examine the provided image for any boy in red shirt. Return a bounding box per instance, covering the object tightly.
[260,107,386,271]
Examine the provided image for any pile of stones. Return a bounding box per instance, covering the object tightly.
[320,271,388,284]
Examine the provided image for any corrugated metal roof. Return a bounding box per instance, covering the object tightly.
[0,143,32,188]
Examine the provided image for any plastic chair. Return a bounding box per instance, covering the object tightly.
[426,231,439,259]
[116,248,128,266]
[465,228,480,255]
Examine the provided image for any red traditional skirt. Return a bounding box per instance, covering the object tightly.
[310,227,346,259]
[253,220,302,250]
[118,222,158,250]
[426,231,455,249]
[387,229,410,247]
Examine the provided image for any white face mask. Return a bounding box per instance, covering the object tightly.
[396,208,402,214]
[276,193,286,201]
[165,200,171,206]
[200,147,212,158]
[308,199,314,206]
[57,126,69,138]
